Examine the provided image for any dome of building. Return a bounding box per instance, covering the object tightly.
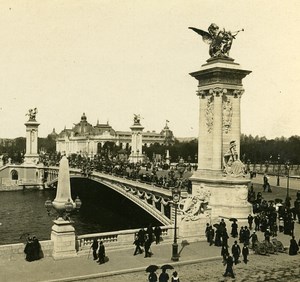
[72,113,94,136]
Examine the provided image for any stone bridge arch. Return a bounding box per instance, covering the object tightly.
[45,169,172,226]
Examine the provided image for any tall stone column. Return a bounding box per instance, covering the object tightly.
[24,109,40,165]
[189,57,252,221]
[129,115,144,163]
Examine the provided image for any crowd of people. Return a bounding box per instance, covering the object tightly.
[90,240,107,264]
[40,152,193,192]
[204,210,300,279]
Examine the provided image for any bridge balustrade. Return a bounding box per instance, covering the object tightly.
[76,225,174,254]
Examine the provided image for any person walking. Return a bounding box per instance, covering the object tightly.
[221,243,229,263]
[289,236,299,255]
[91,238,99,260]
[250,231,258,250]
[148,271,158,282]
[248,214,254,230]
[171,271,180,282]
[223,254,235,279]
[144,234,152,258]
[231,241,241,265]
[208,225,215,246]
[133,235,143,255]
[231,220,238,238]
[242,243,249,264]
[154,226,162,244]
[159,268,169,282]
[97,241,106,264]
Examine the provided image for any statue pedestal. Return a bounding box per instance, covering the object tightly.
[51,218,77,260]
[191,172,252,222]
[24,120,40,165]
[178,213,211,242]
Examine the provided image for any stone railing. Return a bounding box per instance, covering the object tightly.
[76,225,174,254]
[0,240,53,261]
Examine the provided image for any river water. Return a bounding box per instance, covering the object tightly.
[0,178,161,245]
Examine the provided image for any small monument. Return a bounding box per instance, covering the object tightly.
[186,23,252,231]
[24,108,40,164]
[128,114,144,163]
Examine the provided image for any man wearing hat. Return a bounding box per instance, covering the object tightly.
[231,240,241,265]
[250,231,258,249]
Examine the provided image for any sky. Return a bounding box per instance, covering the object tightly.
[0,0,300,139]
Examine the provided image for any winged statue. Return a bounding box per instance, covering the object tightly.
[189,23,244,58]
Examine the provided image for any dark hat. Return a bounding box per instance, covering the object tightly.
[173,271,178,277]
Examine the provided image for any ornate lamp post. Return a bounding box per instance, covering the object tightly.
[265,160,269,173]
[277,154,280,186]
[44,156,82,259]
[171,185,181,261]
[285,161,290,204]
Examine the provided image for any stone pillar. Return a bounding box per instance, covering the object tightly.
[24,120,40,165]
[189,57,252,222]
[51,218,77,260]
[129,117,144,163]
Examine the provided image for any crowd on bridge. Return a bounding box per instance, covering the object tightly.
[40,152,194,192]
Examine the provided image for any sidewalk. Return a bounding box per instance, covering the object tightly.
[2,222,300,282]
[250,174,300,191]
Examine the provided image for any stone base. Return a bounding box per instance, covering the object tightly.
[51,218,77,260]
[178,214,211,242]
[23,155,39,165]
[128,154,144,163]
[190,172,253,223]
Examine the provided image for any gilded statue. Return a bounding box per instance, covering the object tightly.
[189,23,244,58]
[133,114,141,125]
[26,108,38,121]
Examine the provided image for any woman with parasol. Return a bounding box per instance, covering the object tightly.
[159,264,173,282]
[146,265,158,282]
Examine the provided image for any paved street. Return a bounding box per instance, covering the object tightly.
[2,215,300,282]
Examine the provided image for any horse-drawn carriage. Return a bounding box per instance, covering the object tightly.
[253,238,285,255]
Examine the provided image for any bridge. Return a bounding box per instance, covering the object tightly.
[45,167,182,226]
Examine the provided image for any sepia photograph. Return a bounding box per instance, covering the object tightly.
[0,1,300,281]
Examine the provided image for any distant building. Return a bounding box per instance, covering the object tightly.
[55,113,174,156]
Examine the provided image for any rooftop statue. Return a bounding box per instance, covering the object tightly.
[189,23,244,58]
[133,114,141,125]
[26,108,38,121]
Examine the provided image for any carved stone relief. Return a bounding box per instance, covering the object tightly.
[223,97,233,133]
[205,96,214,133]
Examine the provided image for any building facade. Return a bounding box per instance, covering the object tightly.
[56,113,174,156]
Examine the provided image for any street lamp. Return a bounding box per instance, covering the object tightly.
[285,161,290,205]
[277,154,280,186]
[171,185,181,261]
[265,160,269,173]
